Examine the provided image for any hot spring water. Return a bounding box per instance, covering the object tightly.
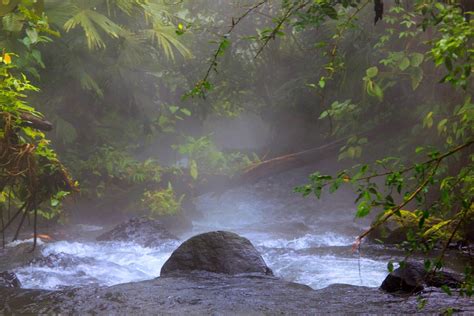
[12,168,390,290]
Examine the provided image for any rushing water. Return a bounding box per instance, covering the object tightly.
[11,166,390,290]
[13,240,179,290]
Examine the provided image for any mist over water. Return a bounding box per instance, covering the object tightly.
[13,163,389,291]
[191,166,388,289]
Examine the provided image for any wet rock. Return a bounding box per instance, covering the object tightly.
[381,262,425,293]
[381,262,461,294]
[96,217,178,247]
[161,231,273,276]
[0,271,21,288]
[2,275,474,314]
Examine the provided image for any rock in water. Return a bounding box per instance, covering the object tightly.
[0,272,21,288]
[96,217,178,247]
[161,231,273,276]
[381,262,425,293]
[381,262,461,294]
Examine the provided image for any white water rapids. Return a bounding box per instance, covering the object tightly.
[11,167,390,291]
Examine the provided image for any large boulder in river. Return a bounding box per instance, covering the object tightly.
[381,262,461,294]
[96,217,178,247]
[161,231,273,276]
[0,271,21,288]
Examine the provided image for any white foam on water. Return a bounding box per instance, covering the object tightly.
[257,232,353,250]
[264,252,388,289]
[11,174,391,291]
[6,238,45,248]
[189,183,390,291]
[15,240,179,290]
[12,234,389,291]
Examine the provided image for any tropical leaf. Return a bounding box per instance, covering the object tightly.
[45,0,77,28]
[143,23,192,60]
[141,1,175,21]
[63,3,124,49]
[106,0,145,15]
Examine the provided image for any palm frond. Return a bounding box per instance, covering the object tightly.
[44,0,76,27]
[143,23,192,60]
[141,1,175,21]
[64,6,124,49]
[106,0,148,15]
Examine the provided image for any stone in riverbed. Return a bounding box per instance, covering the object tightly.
[161,231,273,276]
[96,216,178,247]
[0,271,21,288]
[3,276,474,314]
[381,262,461,294]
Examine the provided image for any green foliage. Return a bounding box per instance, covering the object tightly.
[428,3,473,89]
[142,183,183,216]
[153,105,192,134]
[0,4,76,238]
[283,0,474,305]
[0,0,196,213]
[68,146,162,197]
[174,135,259,178]
[1,3,473,306]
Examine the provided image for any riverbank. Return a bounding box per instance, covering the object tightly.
[1,272,473,314]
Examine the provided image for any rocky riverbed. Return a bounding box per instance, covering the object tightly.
[1,230,473,314]
[1,164,473,314]
[2,272,474,314]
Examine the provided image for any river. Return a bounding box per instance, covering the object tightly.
[11,165,391,291]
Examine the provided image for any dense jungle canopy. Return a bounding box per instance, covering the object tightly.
[0,0,473,310]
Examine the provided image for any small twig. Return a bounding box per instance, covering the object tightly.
[325,140,474,188]
[0,201,27,234]
[254,0,312,59]
[318,0,370,136]
[436,205,470,265]
[199,0,269,87]
[31,197,38,252]
[1,206,4,248]
[12,204,29,242]
[7,187,11,221]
